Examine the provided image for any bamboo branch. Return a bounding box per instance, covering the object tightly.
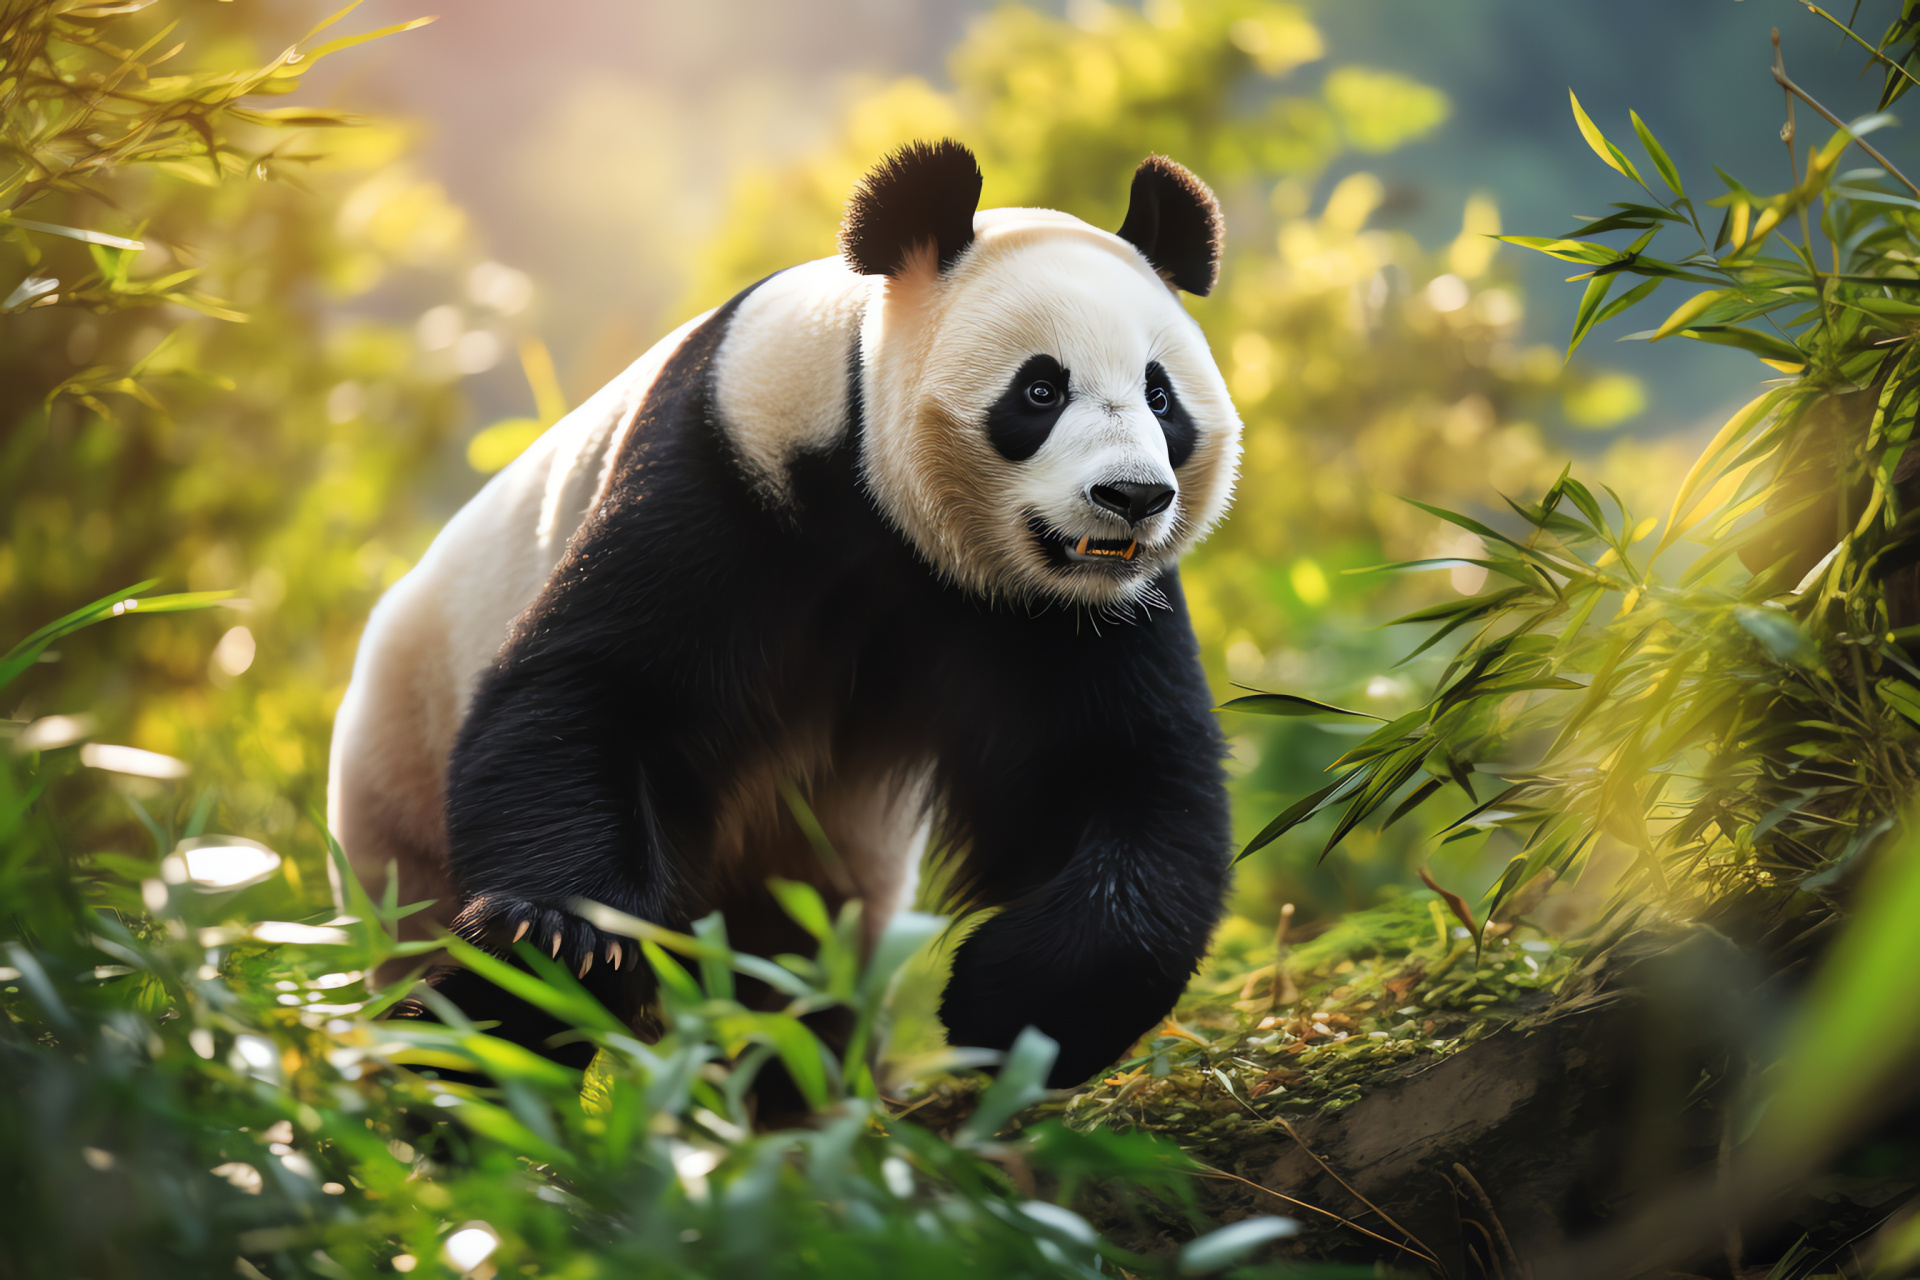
[1795,1,1920,100]
[1771,63,1920,197]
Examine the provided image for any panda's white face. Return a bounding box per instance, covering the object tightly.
[859,214,1241,608]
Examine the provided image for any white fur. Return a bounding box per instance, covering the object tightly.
[713,258,876,501]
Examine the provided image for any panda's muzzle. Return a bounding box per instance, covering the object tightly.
[1026,516,1148,569]
[1087,480,1175,524]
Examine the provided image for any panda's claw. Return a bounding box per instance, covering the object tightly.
[450,895,647,1009]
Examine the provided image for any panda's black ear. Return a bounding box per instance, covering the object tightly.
[1116,156,1222,296]
[841,139,983,278]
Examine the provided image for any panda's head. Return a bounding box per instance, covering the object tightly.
[846,140,1241,609]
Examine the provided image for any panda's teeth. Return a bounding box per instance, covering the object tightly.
[1065,536,1140,563]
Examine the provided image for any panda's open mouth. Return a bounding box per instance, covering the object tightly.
[1027,517,1146,569]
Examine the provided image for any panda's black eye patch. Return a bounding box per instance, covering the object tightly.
[987,354,1071,462]
[1146,361,1197,469]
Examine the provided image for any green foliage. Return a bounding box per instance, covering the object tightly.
[1244,25,1920,950]
[1,0,470,882]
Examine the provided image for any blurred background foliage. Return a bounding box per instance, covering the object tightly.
[2,0,500,878]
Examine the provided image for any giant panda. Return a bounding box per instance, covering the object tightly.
[327,140,1242,1088]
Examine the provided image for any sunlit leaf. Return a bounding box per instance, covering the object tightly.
[1569,88,1645,185]
[1630,110,1684,197]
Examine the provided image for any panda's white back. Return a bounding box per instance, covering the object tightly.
[325,310,707,933]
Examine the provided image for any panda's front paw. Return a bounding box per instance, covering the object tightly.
[451,894,637,980]
[941,916,1193,1088]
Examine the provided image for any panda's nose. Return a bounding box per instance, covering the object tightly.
[1088,480,1176,525]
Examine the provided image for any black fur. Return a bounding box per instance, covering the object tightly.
[1115,156,1223,297]
[840,139,983,278]
[441,278,1232,1089]
[985,354,1071,462]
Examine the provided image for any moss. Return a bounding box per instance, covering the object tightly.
[1039,897,1578,1147]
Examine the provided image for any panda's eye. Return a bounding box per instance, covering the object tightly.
[988,354,1070,462]
[1145,359,1196,469]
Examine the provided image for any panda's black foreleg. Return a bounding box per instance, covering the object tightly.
[939,795,1232,1090]
[443,658,681,1023]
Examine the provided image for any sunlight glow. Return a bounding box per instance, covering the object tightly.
[13,713,94,752]
[79,742,189,779]
[443,1224,500,1274]
[250,922,351,946]
[177,837,282,891]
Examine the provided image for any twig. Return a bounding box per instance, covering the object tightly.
[1772,62,1920,197]
[1795,1,1920,100]
[1189,1164,1441,1266]
[1266,903,1297,1012]
[1775,30,1820,284]
[1776,30,1802,188]
[1453,1163,1530,1280]
[1418,866,1477,937]
[1461,1218,1506,1280]
[1211,1070,1439,1266]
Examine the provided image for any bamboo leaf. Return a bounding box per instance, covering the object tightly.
[1567,272,1615,356]
[1675,326,1807,365]
[1320,744,1428,859]
[1495,235,1620,265]
[1570,89,1646,185]
[1651,289,1727,340]
[1235,775,1361,863]
[1876,679,1920,728]
[1593,277,1662,328]
[1654,389,1782,560]
[1218,693,1384,720]
[1381,777,1445,830]
[300,15,437,64]
[1630,110,1684,197]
